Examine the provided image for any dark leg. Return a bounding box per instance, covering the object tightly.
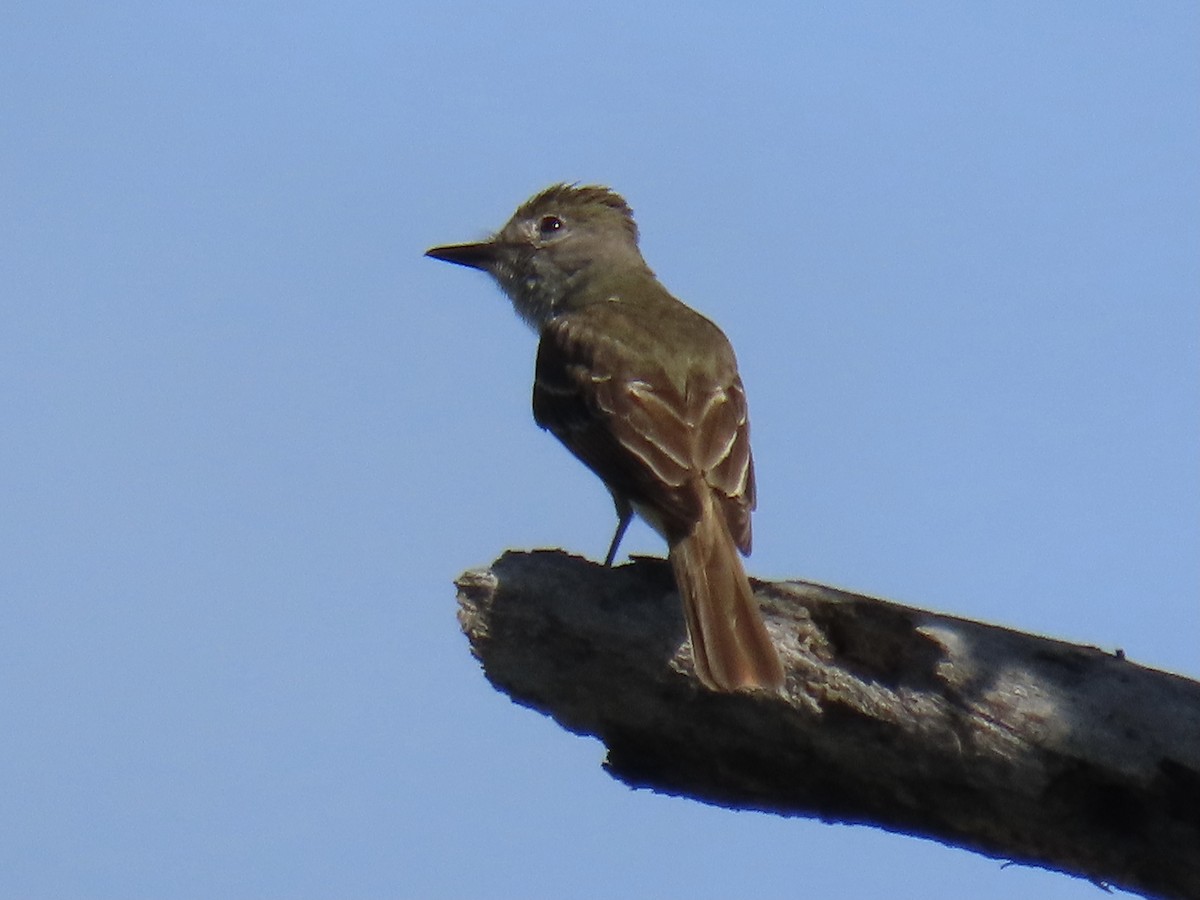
[604,495,634,567]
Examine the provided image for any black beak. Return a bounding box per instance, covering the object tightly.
[424,240,498,271]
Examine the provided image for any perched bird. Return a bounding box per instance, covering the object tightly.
[426,184,784,691]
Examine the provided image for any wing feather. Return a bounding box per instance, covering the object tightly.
[533,310,754,553]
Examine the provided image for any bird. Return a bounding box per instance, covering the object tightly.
[425,184,784,692]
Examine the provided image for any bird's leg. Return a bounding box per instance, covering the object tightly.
[604,494,634,567]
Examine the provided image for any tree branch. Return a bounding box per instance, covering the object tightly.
[455,550,1200,900]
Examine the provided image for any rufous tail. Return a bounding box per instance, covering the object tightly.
[669,503,785,691]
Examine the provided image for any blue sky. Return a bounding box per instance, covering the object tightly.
[2,4,1196,898]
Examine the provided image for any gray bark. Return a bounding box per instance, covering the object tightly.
[455,550,1200,900]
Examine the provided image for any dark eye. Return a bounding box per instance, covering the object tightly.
[538,215,564,238]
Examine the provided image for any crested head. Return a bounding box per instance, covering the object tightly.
[492,183,651,326]
[510,184,640,246]
[426,184,653,330]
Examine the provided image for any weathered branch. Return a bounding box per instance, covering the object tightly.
[455,550,1200,900]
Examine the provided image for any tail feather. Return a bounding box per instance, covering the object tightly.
[669,503,784,691]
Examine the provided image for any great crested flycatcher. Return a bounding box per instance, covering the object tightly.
[425,184,784,692]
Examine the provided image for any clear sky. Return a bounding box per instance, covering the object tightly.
[2,4,1197,898]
